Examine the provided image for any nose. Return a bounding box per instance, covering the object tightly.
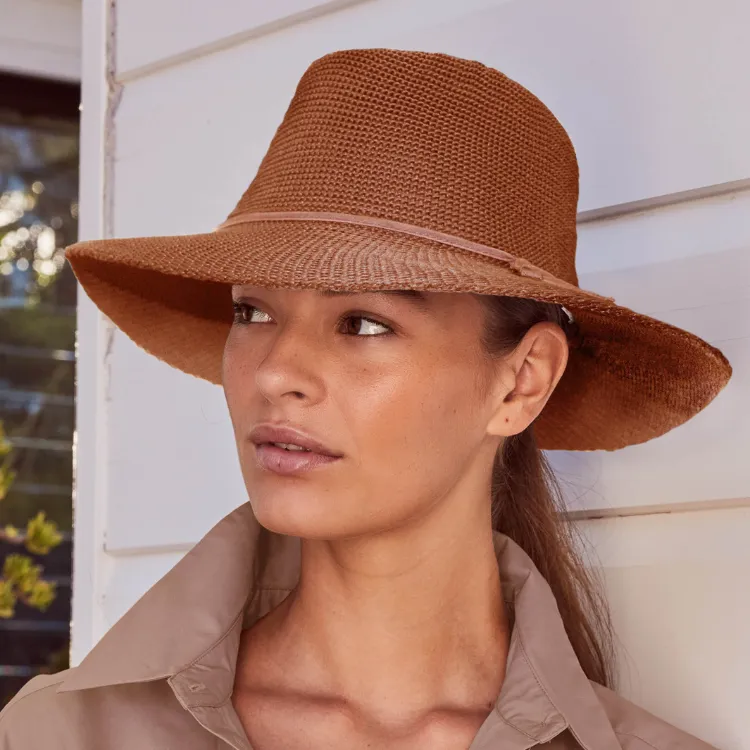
[254,323,326,406]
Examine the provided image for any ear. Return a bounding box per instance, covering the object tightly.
[486,322,569,438]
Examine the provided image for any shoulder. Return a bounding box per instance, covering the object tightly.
[589,681,720,750]
[1,669,70,718]
[0,668,195,750]
[0,670,72,747]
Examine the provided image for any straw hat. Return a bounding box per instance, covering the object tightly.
[64,48,731,451]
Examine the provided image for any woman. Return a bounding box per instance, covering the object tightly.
[0,49,731,749]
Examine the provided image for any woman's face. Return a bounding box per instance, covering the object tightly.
[223,287,515,540]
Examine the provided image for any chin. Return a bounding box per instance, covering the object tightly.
[247,486,362,540]
[248,487,394,541]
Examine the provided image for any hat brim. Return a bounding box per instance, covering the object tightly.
[64,220,732,451]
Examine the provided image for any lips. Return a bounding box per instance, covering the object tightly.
[249,424,342,476]
[249,424,342,457]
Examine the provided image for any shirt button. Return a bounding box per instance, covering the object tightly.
[188,681,206,693]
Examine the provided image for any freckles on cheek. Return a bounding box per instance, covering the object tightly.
[222,343,261,414]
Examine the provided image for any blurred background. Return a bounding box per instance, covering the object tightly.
[0,8,80,705]
[1,1,749,748]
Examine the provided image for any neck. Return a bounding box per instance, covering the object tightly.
[262,498,510,725]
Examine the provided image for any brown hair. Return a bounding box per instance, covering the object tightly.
[479,295,616,688]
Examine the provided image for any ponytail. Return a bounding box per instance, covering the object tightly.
[492,427,615,687]
[481,295,616,688]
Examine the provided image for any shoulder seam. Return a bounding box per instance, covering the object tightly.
[0,677,65,730]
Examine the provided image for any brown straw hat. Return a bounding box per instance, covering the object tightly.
[64,48,731,451]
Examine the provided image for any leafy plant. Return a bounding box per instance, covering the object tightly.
[0,421,62,619]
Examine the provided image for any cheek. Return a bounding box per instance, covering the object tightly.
[340,351,489,491]
[222,335,257,427]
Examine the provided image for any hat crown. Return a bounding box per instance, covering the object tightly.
[229,48,580,285]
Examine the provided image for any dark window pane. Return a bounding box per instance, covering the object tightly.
[0,72,79,706]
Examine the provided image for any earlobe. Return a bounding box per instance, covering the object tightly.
[485,371,522,438]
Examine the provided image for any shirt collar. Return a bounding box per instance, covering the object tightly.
[57,501,620,750]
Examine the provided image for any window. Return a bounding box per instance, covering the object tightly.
[0,71,79,705]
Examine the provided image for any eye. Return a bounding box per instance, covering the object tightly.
[340,315,393,336]
[232,302,273,325]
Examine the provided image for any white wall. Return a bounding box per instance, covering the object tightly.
[75,1,750,748]
[0,0,81,81]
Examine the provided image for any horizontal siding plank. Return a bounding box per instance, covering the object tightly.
[116,0,366,78]
[0,0,81,81]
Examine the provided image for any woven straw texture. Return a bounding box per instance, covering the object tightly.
[64,48,732,451]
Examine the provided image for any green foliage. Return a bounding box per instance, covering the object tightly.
[0,578,15,619]
[1,552,57,616]
[24,511,63,555]
[0,425,10,457]
[0,468,15,503]
[0,421,17,502]
[0,420,62,618]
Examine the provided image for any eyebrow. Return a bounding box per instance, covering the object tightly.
[321,289,430,310]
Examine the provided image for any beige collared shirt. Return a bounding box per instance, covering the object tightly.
[0,502,718,749]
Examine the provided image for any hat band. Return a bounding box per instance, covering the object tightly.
[217,210,592,296]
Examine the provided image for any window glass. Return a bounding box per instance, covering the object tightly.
[0,73,79,706]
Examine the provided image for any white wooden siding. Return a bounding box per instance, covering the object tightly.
[0,0,81,81]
